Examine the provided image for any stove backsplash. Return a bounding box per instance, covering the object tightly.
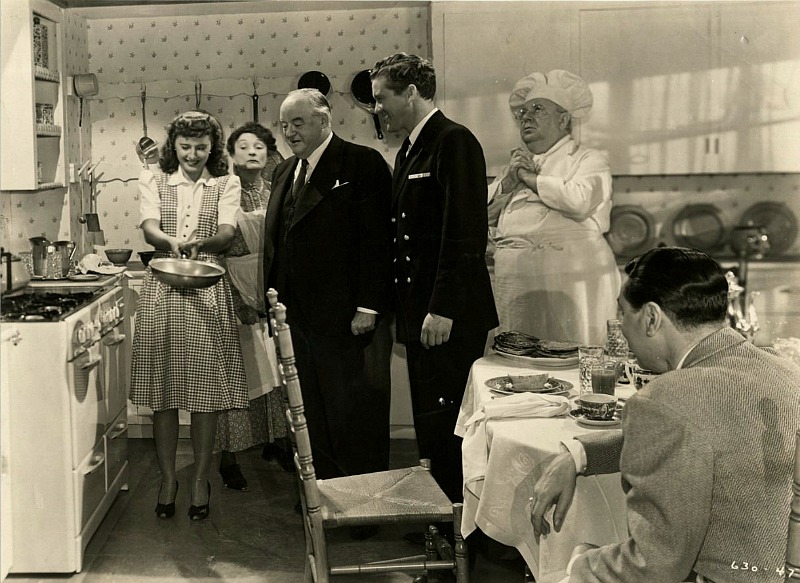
[611,173,800,261]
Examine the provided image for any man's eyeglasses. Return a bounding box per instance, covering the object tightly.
[512,103,559,122]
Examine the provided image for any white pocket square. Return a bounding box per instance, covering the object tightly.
[332,180,350,189]
[409,172,431,179]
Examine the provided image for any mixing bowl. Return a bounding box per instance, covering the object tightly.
[150,257,225,289]
[105,248,133,266]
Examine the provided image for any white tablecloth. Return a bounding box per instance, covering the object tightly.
[456,353,634,583]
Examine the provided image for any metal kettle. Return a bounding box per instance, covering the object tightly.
[1,247,31,295]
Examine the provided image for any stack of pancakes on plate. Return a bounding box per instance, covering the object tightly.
[493,331,579,359]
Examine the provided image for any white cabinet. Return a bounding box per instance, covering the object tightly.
[431,1,575,176]
[0,0,67,191]
[580,2,800,174]
[1,328,22,580]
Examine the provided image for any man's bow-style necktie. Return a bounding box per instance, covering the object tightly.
[291,158,309,202]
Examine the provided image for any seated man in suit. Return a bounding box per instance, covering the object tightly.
[530,246,800,583]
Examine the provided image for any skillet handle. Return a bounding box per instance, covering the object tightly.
[372,113,383,140]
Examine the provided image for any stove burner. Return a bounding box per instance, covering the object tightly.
[1,291,97,321]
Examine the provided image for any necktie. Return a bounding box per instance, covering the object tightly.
[291,158,309,202]
[396,138,411,170]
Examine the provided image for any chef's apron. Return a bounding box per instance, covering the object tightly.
[492,195,620,345]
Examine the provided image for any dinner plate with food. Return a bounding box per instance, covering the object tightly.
[485,373,573,397]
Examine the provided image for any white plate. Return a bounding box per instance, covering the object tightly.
[491,388,570,398]
[68,274,100,281]
[493,349,579,368]
[569,409,621,427]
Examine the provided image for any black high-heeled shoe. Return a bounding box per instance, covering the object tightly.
[155,481,178,519]
[188,481,211,521]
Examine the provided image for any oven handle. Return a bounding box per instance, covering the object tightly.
[80,355,102,370]
[83,452,105,475]
[104,333,127,347]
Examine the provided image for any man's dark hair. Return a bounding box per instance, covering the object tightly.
[623,246,728,328]
[370,53,436,100]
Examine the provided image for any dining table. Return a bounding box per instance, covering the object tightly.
[456,352,636,583]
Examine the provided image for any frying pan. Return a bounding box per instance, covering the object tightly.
[298,71,331,97]
[350,69,383,139]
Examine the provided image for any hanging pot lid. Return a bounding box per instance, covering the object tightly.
[737,201,798,257]
[607,205,656,257]
[671,203,727,252]
[297,71,331,97]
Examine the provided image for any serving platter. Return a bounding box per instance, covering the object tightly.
[493,349,578,368]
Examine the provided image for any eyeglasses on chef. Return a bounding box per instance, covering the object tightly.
[512,103,566,122]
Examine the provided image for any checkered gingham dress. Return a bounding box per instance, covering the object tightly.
[129,171,248,413]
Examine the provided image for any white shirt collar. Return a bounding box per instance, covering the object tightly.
[301,131,334,177]
[167,165,216,186]
[407,108,439,149]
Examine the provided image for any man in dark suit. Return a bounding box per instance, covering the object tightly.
[370,54,499,503]
[264,88,392,482]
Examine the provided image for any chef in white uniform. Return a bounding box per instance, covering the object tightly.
[488,70,620,345]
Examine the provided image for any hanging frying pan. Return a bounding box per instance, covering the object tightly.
[606,205,656,257]
[135,88,158,165]
[297,71,331,98]
[671,203,727,252]
[736,201,798,257]
[350,69,383,140]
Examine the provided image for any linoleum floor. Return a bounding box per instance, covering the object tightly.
[6,438,528,583]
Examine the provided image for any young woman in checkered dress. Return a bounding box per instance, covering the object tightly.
[130,111,248,521]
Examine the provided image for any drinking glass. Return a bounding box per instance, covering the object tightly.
[591,360,619,395]
[578,345,604,395]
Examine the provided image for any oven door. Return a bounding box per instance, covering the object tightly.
[69,343,105,468]
[101,321,127,428]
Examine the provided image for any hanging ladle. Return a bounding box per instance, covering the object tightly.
[135,87,158,165]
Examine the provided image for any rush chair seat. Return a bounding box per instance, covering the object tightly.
[266,289,469,583]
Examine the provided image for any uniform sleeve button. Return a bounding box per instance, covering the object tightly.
[391,217,396,223]
[394,278,398,284]
[403,235,410,241]
[406,277,411,283]
[405,256,411,262]
[401,212,406,219]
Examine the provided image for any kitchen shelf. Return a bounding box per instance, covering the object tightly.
[0,0,66,191]
[33,65,58,83]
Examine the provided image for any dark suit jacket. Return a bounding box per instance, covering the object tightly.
[391,111,498,343]
[572,327,800,583]
[264,133,391,337]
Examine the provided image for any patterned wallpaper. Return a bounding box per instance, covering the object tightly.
[1,8,91,255]
[83,6,427,253]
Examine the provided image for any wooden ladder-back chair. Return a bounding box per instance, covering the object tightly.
[787,429,800,581]
[266,289,469,583]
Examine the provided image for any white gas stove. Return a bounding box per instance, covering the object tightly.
[0,284,129,573]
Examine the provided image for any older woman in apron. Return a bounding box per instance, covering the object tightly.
[488,70,620,345]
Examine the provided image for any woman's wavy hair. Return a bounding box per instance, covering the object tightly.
[225,121,278,157]
[623,246,728,328]
[159,110,228,177]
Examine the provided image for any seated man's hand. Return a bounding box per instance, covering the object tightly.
[530,451,578,540]
[351,311,376,335]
